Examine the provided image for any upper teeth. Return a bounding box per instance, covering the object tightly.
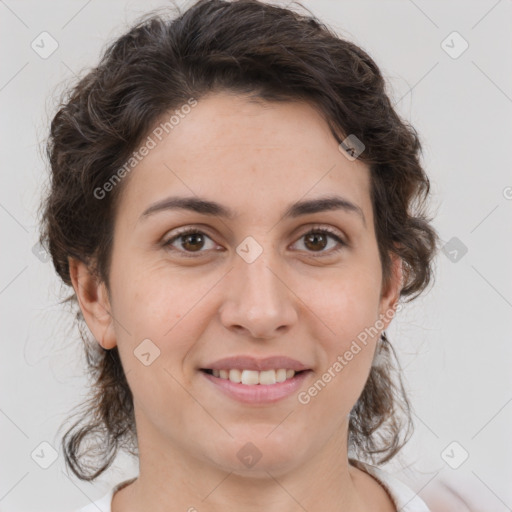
[212,369,296,385]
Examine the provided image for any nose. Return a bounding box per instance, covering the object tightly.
[218,247,298,340]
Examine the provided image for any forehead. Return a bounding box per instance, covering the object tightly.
[116,92,372,225]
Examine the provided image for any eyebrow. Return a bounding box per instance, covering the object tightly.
[140,194,366,226]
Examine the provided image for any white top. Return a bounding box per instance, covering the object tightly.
[74,462,430,512]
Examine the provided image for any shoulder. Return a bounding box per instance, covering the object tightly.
[420,477,487,512]
[73,491,112,512]
[351,459,483,512]
[350,459,431,512]
[72,477,136,512]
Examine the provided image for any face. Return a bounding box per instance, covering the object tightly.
[73,91,401,478]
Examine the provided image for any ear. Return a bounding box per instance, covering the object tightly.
[68,257,117,349]
[378,251,403,328]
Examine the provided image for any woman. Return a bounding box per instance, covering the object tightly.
[40,0,439,510]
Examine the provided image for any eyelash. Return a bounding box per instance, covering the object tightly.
[162,225,347,258]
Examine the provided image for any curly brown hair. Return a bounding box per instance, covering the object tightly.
[40,0,438,481]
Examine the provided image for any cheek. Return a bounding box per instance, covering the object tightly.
[111,255,191,323]
[308,264,382,338]
[110,266,216,369]
[300,282,380,413]
[109,269,200,428]
[304,264,382,398]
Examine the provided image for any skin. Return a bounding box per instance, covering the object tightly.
[70,91,403,512]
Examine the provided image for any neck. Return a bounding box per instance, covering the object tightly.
[114,414,369,512]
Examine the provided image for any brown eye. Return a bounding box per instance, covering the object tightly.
[304,232,328,251]
[293,228,346,255]
[163,226,346,258]
[163,228,217,256]
[180,232,206,252]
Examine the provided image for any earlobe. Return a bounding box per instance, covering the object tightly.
[68,257,117,350]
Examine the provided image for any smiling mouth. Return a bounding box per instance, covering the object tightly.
[200,368,309,385]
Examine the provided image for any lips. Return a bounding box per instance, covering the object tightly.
[200,367,311,403]
[204,368,299,385]
[201,355,310,372]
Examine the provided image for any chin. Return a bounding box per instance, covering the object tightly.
[205,434,306,477]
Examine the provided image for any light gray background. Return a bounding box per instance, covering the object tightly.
[1,1,511,511]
